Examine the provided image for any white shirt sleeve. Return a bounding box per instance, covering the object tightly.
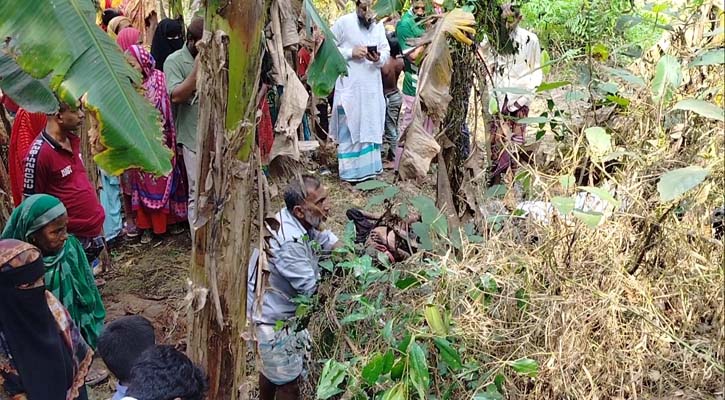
[332,18,353,60]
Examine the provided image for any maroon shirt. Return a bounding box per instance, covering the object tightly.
[23,131,105,238]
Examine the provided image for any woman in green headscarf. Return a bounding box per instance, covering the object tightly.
[1,194,106,349]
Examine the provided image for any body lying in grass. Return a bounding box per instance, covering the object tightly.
[346,207,420,262]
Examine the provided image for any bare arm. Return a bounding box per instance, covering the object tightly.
[171,57,199,104]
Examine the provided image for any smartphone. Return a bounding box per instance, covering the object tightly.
[367,45,378,55]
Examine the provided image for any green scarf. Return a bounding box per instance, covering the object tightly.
[1,194,106,349]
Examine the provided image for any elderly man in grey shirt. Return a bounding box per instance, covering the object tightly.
[248,175,341,400]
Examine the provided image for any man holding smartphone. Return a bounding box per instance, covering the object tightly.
[330,0,390,184]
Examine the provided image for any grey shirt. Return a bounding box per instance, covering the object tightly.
[248,208,338,325]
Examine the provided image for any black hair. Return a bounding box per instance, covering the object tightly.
[97,316,156,383]
[125,345,208,400]
[102,8,121,27]
[387,32,401,58]
[283,175,321,212]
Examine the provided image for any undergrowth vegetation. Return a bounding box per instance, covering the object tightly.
[294,1,724,399]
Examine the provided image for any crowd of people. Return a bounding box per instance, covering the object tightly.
[0,0,540,398]
[0,3,208,399]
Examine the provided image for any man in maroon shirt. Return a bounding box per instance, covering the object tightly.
[23,102,106,262]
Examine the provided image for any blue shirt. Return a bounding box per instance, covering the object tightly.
[248,208,338,325]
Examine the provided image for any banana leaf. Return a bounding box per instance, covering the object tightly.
[417,9,475,121]
[0,0,172,176]
[398,9,475,180]
[374,0,405,18]
[0,52,58,113]
[304,0,348,97]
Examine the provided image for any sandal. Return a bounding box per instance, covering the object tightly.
[140,230,153,245]
[85,367,109,386]
[125,224,140,239]
[169,224,186,236]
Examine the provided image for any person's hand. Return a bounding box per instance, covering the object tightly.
[352,46,368,60]
[366,50,380,63]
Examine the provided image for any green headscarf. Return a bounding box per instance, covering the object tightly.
[1,194,106,349]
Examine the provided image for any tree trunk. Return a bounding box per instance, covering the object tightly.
[437,43,475,224]
[187,0,267,398]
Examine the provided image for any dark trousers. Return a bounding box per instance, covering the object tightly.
[259,373,300,400]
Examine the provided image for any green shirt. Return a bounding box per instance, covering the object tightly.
[396,11,426,96]
[164,46,199,152]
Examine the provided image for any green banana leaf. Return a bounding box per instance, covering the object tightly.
[0,52,58,113]
[374,0,406,18]
[304,0,348,97]
[0,0,172,176]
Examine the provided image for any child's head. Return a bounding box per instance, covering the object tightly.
[97,316,156,384]
[126,345,208,400]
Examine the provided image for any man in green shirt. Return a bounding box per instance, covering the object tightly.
[165,17,203,234]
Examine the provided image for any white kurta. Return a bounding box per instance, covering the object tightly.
[330,13,390,144]
[480,27,543,112]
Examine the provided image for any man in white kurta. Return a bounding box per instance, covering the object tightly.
[331,0,390,183]
[480,3,543,184]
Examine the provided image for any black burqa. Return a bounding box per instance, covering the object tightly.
[151,18,184,71]
[0,241,74,400]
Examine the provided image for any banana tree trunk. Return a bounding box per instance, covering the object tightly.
[187,0,267,398]
[437,43,475,224]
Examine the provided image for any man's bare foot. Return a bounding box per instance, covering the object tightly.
[383,161,395,170]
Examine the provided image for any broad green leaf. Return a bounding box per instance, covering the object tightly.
[373,0,404,17]
[559,175,575,190]
[395,275,420,290]
[381,382,407,400]
[606,95,630,107]
[657,166,710,202]
[409,342,430,399]
[317,359,348,399]
[509,357,539,378]
[552,196,575,215]
[382,349,395,374]
[579,186,620,208]
[591,43,609,60]
[424,304,447,336]
[383,320,395,343]
[410,196,441,225]
[356,179,390,191]
[572,210,603,228]
[604,67,645,86]
[433,337,462,371]
[565,90,587,102]
[536,81,570,92]
[0,53,57,113]
[484,184,507,199]
[304,0,348,97]
[651,55,682,104]
[0,0,172,175]
[390,357,406,380]
[399,203,410,219]
[362,352,386,386]
[585,127,612,161]
[517,116,549,124]
[473,385,504,400]
[597,82,618,94]
[672,99,725,122]
[541,49,551,75]
[411,222,433,251]
[689,48,725,66]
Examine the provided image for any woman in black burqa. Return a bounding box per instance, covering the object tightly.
[151,18,185,71]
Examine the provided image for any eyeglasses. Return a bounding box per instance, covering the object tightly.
[413,6,425,9]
